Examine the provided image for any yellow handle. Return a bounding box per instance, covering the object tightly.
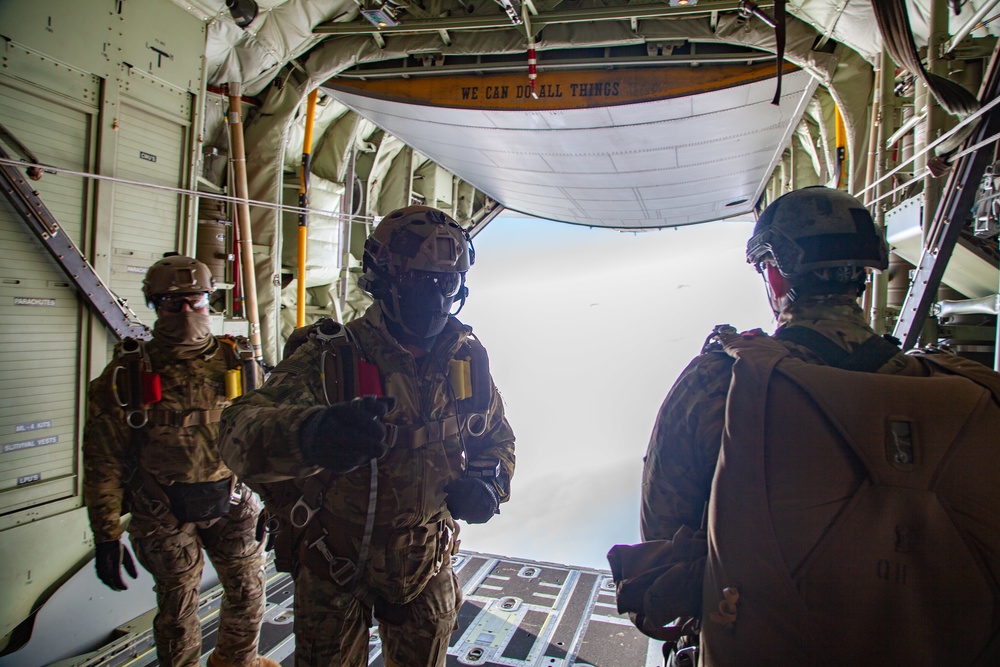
[225,368,243,400]
[448,359,472,400]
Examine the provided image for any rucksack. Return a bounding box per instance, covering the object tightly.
[702,331,1000,666]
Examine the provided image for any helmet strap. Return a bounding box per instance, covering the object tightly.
[450,285,468,317]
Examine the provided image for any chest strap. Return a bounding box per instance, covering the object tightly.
[144,408,223,428]
[396,418,461,448]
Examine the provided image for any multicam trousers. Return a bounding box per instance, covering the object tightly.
[128,484,266,667]
[293,561,461,667]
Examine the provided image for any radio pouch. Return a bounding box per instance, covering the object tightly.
[162,478,233,523]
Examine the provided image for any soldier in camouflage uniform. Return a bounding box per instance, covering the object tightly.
[83,255,278,667]
[219,206,515,667]
[638,187,925,661]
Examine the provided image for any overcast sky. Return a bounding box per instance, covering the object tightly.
[453,213,776,570]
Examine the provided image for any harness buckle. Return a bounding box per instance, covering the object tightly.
[290,495,319,528]
[307,529,358,586]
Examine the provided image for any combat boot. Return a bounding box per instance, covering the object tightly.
[206,651,281,667]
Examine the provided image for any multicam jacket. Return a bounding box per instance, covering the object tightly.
[83,337,251,543]
[219,306,515,531]
[640,295,926,543]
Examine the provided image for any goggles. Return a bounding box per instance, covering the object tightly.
[394,269,464,298]
[155,292,210,313]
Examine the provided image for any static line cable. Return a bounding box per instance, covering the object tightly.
[862,129,1000,208]
[0,157,377,225]
[853,93,1000,201]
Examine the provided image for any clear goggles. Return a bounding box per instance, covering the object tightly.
[155,292,210,313]
[394,269,464,298]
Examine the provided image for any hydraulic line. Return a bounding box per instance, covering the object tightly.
[227,82,264,363]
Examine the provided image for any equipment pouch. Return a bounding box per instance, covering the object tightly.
[161,477,233,523]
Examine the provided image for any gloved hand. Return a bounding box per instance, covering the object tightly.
[300,396,397,474]
[445,477,500,524]
[95,540,138,591]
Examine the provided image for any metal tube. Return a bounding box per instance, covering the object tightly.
[934,294,1000,317]
[871,50,895,333]
[947,0,1000,53]
[313,1,753,34]
[227,82,263,362]
[864,62,882,206]
[885,110,925,149]
[297,89,319,328]
[922,0,950,245]
[339,148,356,317]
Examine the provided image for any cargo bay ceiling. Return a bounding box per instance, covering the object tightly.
[164,0,1000,364]
[176,0,1000,230]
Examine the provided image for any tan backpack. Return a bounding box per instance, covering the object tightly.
[702,331,1000,666]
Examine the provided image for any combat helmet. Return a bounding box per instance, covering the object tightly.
[142,253,216,309]
[359,205,474,298]
[746,186,889,278]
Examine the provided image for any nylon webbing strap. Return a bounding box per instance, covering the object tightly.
[773,326,849,366]
[145,408,224,427]
[838,336,902,372]
[773,326,900,373]
[394,418,461,448]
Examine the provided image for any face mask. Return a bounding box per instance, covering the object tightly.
[152,312,213,356]
[384,278,457,341]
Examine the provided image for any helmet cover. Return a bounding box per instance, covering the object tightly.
[362,205,473,284]
[143,254,216,308]
[746,186,889,277]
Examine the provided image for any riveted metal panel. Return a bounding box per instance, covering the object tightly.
[107,95,188,325]
[0,0,117,80]
[0,77,95,515]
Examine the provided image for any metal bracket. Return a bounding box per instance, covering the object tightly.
[0,140,150,341]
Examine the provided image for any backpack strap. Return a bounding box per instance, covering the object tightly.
[773,325,901,373]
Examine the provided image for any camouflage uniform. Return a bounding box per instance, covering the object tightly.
[640,295,927,542]
[219,305,515,667]
[84,337,266,667]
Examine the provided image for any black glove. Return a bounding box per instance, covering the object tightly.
[445,477,500,524]
[95,540,138,591]
[300,396,397,474]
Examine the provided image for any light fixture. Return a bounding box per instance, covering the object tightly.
[225,0,258,29]
[670,0,697,6]
[360,1,400,28]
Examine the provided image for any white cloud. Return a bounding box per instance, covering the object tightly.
[457,215,775,570]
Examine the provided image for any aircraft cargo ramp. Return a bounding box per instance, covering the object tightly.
[44,552,660,667]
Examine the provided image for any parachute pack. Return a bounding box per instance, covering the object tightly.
[701,330,1000,666]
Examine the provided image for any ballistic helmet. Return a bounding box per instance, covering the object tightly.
[746,186,889,278]
[143,254,215,308]
[360,205,473,291]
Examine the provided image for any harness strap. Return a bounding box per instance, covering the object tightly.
[396,418,461,448]
[773,325,900,372]
[144,408,224,428]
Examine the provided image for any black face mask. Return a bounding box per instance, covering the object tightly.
[382,271,461,342]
